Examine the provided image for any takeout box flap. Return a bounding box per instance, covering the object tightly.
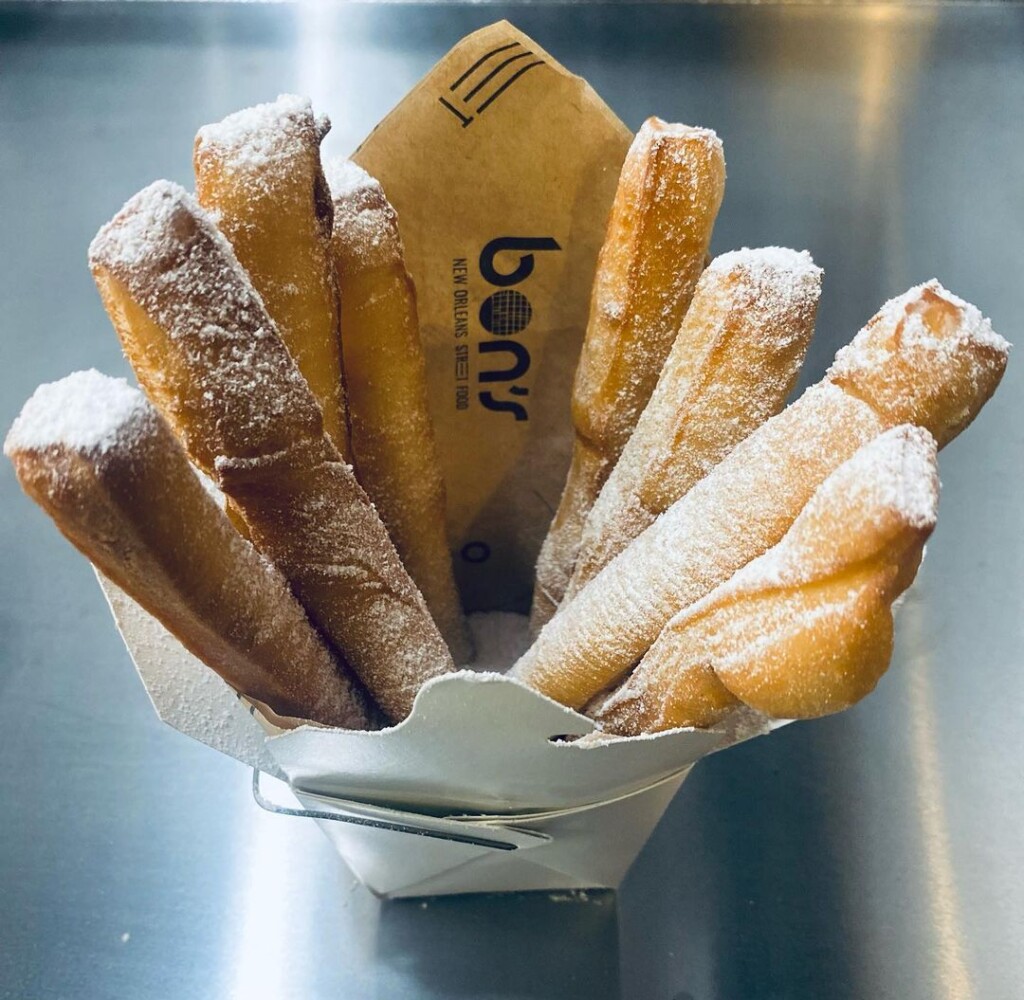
[98,571,283,778]
[99,572,754,817]
[296,769,689,898]
[267,671,724,813]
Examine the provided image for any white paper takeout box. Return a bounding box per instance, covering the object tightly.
[99,575,779,898]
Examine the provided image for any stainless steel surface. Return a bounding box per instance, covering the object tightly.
[1,3,1021,997]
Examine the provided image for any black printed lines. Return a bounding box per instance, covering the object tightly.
[439,39,545,128]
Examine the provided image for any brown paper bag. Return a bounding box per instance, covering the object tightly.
[353,21,631,612]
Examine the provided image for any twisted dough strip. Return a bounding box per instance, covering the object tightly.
[5,371,371,729]
[326,159,472,663]
[592,425,938,735]
[89,181,453,722]
[564,246,821,602]
[511,281,1008,709]
[531,119,726,630]
[194,95,350,459]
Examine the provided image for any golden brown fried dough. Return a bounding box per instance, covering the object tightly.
[512,384,883,708]
[826,280,1009,447]
[531,119,726,630]
[511,282,1007,709]
[89,181,453,721]
[565,246,820,600]
[326,158,472,663]
[194,95,350,458]
[594,426,938,734]
[5,370,371,729]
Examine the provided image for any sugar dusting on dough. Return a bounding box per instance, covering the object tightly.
[5,368,370,729]
[5,370,153,456]
[830,279,1010,375]
[566,246,821,598]
[324,158,375,198]
[514,384,886,707]
[573,115,727,450]
[638,117,723,156]
[325,157,404,270]
[595,426,939,734]
[323,155,471,662]
[89,180,320,457]
[706,246,821,312]
[88,179,453,721]
[195,95,326,173]
[825,280,1010,447]
[533,117,726,629]
[727,424,938,591]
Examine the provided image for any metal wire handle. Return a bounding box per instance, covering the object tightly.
[251,769,524,851]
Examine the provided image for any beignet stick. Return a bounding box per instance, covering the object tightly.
[5,370,371,729]
[593,426,938,734]
[531,119,726,629]
[565,246,820,600]
[513,384,883,708]
[326,159,472,663]
[511,281,1007,709]
[89,181,453,722]
[194,95,350,459]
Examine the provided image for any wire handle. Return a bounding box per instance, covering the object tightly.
[251,769,548,852]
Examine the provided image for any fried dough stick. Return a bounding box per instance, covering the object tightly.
[89,181,453,722]
[6,370,371,729]
[531,118,726,629]
[593,426,937,734]
[511,282,1007,709]
[326,159,472,663]
[194,95,350,458]
[565,246,820,601]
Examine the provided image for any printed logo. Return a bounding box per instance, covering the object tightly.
[476,237,561,421]
[451,238,561,419]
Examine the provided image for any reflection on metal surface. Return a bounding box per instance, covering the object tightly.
[225,800,309,998]
[854,7,929,160]
[904,600,975,1000]
[854,7,936,288]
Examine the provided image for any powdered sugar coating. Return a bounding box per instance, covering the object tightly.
[827,279,1010,447]
[705,246,819,291]
[514,384,886,708]
[525,277,1007,718]
[573,115,727,453]
[532,116,726,630]
[530,446,609,633]
[193,98,349,457]
[89,180,322,467]
[5,370,153,456]
[6,369,370,728]
[89,179,453,721]
[195,95,328,177]
[832,279,1009,366]
[464,611,531,672]
[327,155,471,661]
[638,119,722,149]
[325,157,375,199]
[719,424,938,591]
[565,246,821,597]
[326,157,404,270]
[594,426,939,733]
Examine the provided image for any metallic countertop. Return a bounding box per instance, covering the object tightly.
[1,3,1021,997]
